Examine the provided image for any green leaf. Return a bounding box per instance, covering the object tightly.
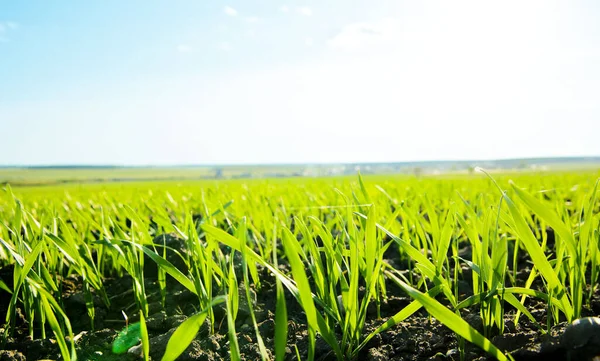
[161,315,205,361]
[140,313,150,361]
[112,322,141,354]
[355,284,442,357]
[226,293,241,361]
[510,182,577,258]
[122,241,196,295]
[502,188,573,320]
[274,276,288,361]
[282,228,318,337]
[393,276,509,361]
[41,296,72,361]
[161,296,226,361]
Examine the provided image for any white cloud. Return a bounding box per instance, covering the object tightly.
[224,6,238,17]
[329,18,400,52]
[244,29,257,39]
[0,21,18,42]
[0,21,18,32]
[279,5,290,13]
[304,37,314,47]
[245,16,260,23]
[176,44,193,53]
[296,7,312,16]
[219,42,232,52]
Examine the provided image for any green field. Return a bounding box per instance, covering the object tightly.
[1,170,599,360]
[0,167,266,186]
[3,158,599,187]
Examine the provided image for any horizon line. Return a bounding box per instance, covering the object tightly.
[2,155,600,169]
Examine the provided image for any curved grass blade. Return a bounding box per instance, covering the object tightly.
[392,275,509,361]
[122,240,196,295]
[477,169,573,321]
[41,296,72,361]
[354,284,442,357]
[161,296,226,361]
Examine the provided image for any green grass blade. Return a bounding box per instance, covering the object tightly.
[355,284,442,356]
[161,296,225,361]
[502,192,572,320]
[122,241,196,295]
[478,169,573,321]
[510,182,577,257]
[41,296,71,361]
[274,273,288,361]
[227,293,241,361]
[393,277,509,361]
[140,312,150,361]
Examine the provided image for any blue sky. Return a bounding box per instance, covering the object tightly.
[1,1,599,165]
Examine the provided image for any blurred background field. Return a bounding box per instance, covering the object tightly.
[2,157,599,187]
